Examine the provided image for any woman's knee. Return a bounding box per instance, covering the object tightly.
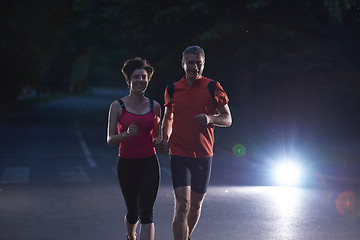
[139,209,154,224]
[126,213,139,225]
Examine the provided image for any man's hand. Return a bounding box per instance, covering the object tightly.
[194,114,211,126]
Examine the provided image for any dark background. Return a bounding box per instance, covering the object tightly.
[1,0,360,165]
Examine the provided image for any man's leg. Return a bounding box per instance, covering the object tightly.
[187,191,206,238]
[173,186,191,240]
[186,156,212,239]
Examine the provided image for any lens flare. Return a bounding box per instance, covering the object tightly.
[336,190,360,217]
[233,144,246,157]
[69,52,92,91]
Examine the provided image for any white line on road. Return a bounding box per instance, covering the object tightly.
[59,166,90,182]
[76,131,98,168]
[161,167,171,177]
[110,166,171,177]
[0,167,30,183]
[110,166,117,175]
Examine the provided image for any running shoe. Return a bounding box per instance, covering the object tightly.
[126,234,137,240]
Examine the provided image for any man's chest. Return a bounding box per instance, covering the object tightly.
[172,87,213,113]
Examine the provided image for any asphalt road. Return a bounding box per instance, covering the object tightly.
[0,89,359,240]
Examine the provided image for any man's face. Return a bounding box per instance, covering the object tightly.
[182,54,205,80]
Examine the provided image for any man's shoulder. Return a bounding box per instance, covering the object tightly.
[200,76,218,86]
[202,76,224,88]
[166,78,186,93]
[201,76,215,82]
[172,77,186,87]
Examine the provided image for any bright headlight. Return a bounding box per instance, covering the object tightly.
[273,161,303,186]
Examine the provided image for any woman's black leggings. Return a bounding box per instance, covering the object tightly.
[117,155,160,224]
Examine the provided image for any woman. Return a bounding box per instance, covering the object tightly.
[107,57,161,240]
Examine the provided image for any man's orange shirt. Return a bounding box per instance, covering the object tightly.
[164,76,229,158]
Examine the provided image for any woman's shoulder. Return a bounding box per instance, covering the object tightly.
[151,99,161,115]
[110,98,124,111]
[119,96,128,103]
[152,99,160,106]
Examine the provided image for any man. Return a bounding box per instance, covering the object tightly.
[161,46,232,240]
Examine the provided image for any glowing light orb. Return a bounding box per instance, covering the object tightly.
[233,144,246,157]
[274,161,302,186]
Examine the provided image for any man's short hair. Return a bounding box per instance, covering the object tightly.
[182,46,205,60]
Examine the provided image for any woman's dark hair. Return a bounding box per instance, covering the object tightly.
[121,57,154,87]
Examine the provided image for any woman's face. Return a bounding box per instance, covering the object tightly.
[129,68,149,93]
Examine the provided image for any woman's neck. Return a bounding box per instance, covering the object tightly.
[128,91,146,102]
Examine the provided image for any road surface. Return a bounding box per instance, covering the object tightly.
[0,88,359,240]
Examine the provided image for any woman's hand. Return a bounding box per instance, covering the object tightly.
[153,137,169,153]
[153,137,162,147]
[126,121,139,137]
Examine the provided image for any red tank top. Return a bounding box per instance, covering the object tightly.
[117,99,156,159]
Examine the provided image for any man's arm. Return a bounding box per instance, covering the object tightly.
[161,106,174,141]
[152,100,162,139]
[194,104,232,127]
[159,106,174,153]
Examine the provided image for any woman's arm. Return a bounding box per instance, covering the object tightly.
[106,101,134,147]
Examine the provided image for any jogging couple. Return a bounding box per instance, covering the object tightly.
[107,45,232,240]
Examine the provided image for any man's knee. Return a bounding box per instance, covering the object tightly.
[175,197,191,215]
[174,186,191,214]
[190,192,205,210]
[190,198,203,210]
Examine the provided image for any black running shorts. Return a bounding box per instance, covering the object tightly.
[170,155,213,194]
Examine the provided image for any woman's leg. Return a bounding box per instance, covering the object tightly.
[139,223,155,240]
[138,155,160,240]
[125,215,138,240]
[118,157,141,239]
